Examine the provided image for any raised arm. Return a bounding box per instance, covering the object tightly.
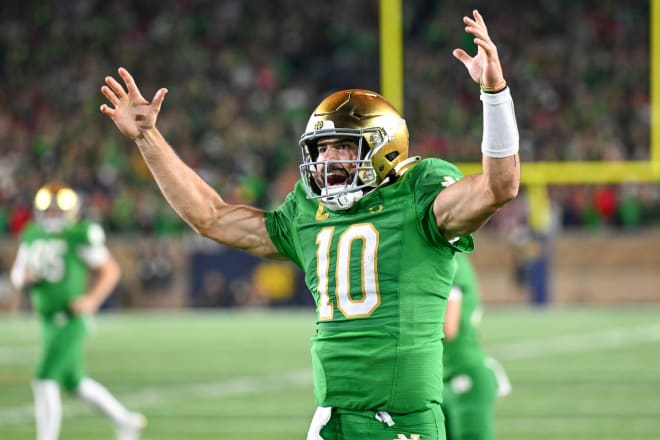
[100,68,281,258]
[434,10,520,239]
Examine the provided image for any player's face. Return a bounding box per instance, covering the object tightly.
[314,137,360,189]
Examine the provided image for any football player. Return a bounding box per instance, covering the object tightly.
[442,253,512,440]
[100,10,519,440]
[10,182,146,440]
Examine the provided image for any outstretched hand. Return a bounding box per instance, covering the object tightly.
[452,10,505,89]
[100,67,168,141]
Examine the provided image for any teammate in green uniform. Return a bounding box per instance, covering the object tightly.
[100,10,520,439]
[442,253,511,440]
[10,182,146,440]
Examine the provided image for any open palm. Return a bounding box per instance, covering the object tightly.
[100,67,167,141]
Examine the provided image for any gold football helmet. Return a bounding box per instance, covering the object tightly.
[33,181,80,232]
[299,89,411,210]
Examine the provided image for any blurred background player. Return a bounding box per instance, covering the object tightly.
[9,181,146,440]
[442,252,512,440]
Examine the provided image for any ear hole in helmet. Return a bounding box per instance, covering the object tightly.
[385,151,399,161]
[384,151,402,181]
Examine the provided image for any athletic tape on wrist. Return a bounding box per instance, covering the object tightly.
[480,87,519,158]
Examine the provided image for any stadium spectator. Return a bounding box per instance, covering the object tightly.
[0,1,656,236]
[9,181,146,440]
[100,9,519,439]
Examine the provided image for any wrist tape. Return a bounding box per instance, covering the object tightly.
[480,87,519,158]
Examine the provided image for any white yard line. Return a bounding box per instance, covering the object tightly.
[0,369,312,425]
[490,322,660,360]
[0,346,36,365]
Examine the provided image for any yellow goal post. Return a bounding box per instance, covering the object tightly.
[379,0,660,230]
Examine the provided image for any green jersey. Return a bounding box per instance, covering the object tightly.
[265,158,473,413]
[15,220,108,317]
[443,252,486,379]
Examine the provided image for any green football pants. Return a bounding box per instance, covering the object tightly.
[442,361,498,440]
[35,312,88,392]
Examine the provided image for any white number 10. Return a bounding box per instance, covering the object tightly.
[315,224,381,320]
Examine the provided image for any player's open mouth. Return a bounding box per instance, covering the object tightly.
[326,170,350,186]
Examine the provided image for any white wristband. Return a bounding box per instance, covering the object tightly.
[480,87,519,158]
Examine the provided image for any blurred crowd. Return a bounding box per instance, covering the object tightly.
[0,0,657,239]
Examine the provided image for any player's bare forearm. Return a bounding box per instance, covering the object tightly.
[209,204,284,259]
[434,154,519,238]
[482,153,520,204]
[443,292,462,341]
[134,128,281,258]
[134,127,222,231]
[70,257,120,314]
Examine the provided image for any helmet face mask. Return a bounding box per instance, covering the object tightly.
[299,89,409,210]
[301,133,379,209]
[33,182,80,232]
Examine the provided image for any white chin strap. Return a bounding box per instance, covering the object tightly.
[320,185,363,211]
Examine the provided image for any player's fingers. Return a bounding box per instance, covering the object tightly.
[99,103,115,117]
[118,67,143,98]
[151,88,168,112]
[463,13,486,33]
[465,23,492,43]
[473,37,497,58]
[101,85,120,107]
[452,48,472,65]
[473,9,487,31]
[105,76,127,99]
[464,13,492,46]
[463,15,477,28]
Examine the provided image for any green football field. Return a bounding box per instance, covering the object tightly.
[1,306,659,439]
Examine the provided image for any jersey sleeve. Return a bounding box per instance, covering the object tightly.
[10,243,30,290]
[77,221,110,268]
[449,285,463,300]
[411,158,474,253]
[10,223,40,289]
[264,190,304,269]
